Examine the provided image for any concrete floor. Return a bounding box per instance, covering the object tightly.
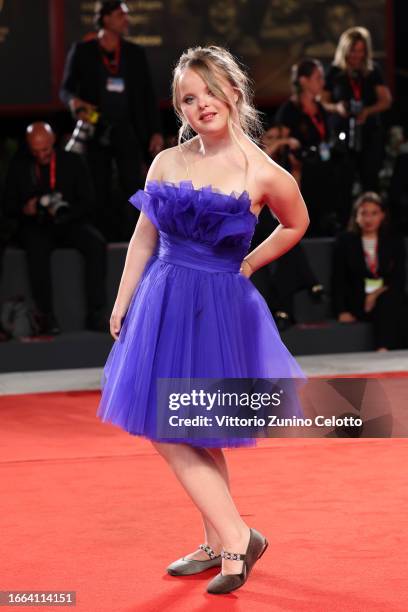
[1,350,408,396]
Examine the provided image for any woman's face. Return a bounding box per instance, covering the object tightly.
[356,202,385,233]
[299,66,325,97]
[177,67,236,136]
[346,39,367,70]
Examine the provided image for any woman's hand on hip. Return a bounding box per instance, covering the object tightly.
[110,305,127,340]
[239,259,253,278]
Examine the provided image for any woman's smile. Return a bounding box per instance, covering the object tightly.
[199,112,218,122]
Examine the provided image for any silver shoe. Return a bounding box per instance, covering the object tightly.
[167,544,222,576]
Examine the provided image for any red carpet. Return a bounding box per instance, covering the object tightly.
[1,390,407,611]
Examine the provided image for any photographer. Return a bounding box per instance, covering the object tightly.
[269,58,342,236]
[60,0,163,241]
[2,122,107,335]
[322,27,392,198]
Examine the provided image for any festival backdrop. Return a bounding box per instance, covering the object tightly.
[0,0,52,105]
[0,0,390,108]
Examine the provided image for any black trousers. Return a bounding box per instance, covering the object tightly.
[86,122,144,241]
[299,156,352,236]
[331,127,385,228]
[366,288,408,350]
[251,243,318,318]
[18,221,107,316]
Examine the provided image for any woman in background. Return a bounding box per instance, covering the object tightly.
[322,27,392,201]
[332,191,408,351]
[266,58,341,236]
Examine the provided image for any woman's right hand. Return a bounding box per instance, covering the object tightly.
[338,311,356,323]
[110,304,127,340]
[335,101,348,117]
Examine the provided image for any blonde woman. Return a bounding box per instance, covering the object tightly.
[322,26,392,194]
[97,46,309,595]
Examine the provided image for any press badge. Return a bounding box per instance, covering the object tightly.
[319,142,331,162]
[365,277,383,294]
[106,77,125,93]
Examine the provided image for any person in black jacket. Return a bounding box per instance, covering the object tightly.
[322,27,392,201]
[60,0,163,240]
[265,58,343,236]
[2,122,107,335]
[332,191,408,351]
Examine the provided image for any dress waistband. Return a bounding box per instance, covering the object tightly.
[157,232,242,273]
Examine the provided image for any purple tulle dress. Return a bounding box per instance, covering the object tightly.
[97,180,305,447]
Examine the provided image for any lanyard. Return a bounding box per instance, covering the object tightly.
[99,40,121,75]
[302,105,326,140]
[36,151,56,191]
[349,75,362,100]
[363,239,379,277]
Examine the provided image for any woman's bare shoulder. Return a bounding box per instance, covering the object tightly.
[246,140,297,192]
[146,138,200,182]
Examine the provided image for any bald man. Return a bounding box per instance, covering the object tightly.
[2,122,108,334]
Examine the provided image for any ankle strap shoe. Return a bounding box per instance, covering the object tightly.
[166,543,222,576]
[207,528,268,594]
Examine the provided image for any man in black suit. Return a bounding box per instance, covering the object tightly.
[2,122,107,335]
[60,0,163,240]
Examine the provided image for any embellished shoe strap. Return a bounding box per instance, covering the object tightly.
[221,549,247,561]
[199,544,218,559]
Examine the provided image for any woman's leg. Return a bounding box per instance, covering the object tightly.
[182,448,231,560]
[152,441,250,574]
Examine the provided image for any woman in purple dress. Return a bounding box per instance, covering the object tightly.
[97,46,309,594]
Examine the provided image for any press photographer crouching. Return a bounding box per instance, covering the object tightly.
[2,122,108,335]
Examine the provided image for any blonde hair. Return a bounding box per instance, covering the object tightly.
[172,45,262,147]
[333,27,374,74]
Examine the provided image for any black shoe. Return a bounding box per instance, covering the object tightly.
[167,544,222,576]
[206,528,269,594]
[86,310,109,332]
[38,312,61,335]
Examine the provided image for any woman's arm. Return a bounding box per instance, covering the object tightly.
[320,90,348,116]
[110,153,167,339]
[357,85,392,124]
[240,162,309,276]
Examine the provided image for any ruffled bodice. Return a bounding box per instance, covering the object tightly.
[129,180,258,263]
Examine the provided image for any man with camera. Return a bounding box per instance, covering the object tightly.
[60,0,163,241]
[2,122,107,335]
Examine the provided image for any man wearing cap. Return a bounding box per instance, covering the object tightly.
[60,1,163,240]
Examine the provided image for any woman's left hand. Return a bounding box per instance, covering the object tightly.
[239,260,253,278]
[364,293,377,313]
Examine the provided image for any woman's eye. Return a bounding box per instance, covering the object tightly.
[183,96,194,104]
[207,90,215,96]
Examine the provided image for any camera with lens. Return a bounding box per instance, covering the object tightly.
[292,142,332,164]
[37,192,70,224]
[65,108,112,154]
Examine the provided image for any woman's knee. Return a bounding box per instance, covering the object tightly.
[151,440,200,464]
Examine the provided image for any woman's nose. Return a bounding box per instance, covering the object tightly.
[198,95,210,109]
